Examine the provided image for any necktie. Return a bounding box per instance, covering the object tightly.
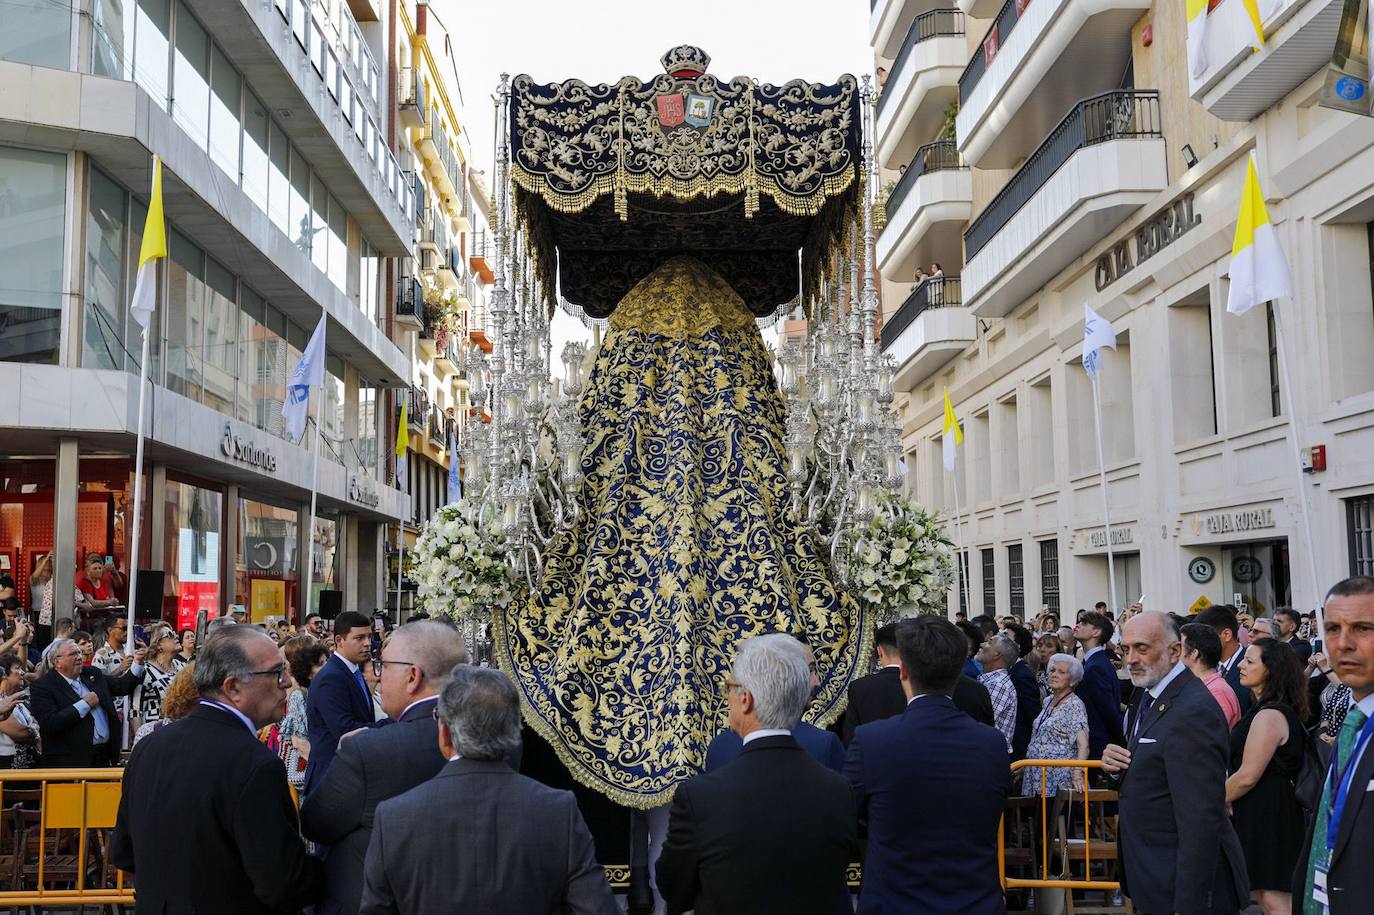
[1303,706,1368,914]
[354,668,370,708]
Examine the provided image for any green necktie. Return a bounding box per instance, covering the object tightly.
[1304,706,1368,914]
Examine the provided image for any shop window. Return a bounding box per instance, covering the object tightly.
[162,478,222,628]
[1220,541,1289,618]
[0,146,66,365]
[1007,543,1024,617]
[1039,539,1059,614]
[237,497,298,624]
[1347,495,1374,577]
[981,547,996,616]
[310,515,338,609]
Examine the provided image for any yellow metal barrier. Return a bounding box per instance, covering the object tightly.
[0,768,134,905]
[998,759,1121,892]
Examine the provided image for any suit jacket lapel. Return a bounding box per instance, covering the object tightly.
[1134,669,1191,746]
[1334,727,1374,862]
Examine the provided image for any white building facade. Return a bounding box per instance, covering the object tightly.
[0,0,414,626]
[871,0,1374,619]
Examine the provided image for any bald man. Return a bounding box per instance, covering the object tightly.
[300,621,469,915]
[1102,611,1247,915]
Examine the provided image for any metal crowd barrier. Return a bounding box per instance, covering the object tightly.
[0,768,133,906]
[998,759,1121,892]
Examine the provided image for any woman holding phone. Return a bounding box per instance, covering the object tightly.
[0,651,39,768]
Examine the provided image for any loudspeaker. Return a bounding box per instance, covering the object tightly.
[133,570,164,619]
[318,589,343,620]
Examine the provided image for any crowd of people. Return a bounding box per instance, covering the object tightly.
[0,572,1363,914]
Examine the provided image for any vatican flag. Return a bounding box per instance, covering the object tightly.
[395,390,410,488]
[129,157,166,330]
[1241,0,1265,47]
[1227,155,1292,316]
[942,388,963,473]
[1186,0,1209,78]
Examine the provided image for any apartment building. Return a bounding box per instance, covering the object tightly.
[387,1,492,611]
[0,0,414,625]
[871,0,1374,617]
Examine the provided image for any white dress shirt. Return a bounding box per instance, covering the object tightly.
[741,728,791,746]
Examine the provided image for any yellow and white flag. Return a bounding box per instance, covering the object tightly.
[129,157,166,330]
[1227,154,1292,316]
[395,390,410,487]
[942,388,963,473]
[1241,0,1265,48]
[1186,0,1209,78]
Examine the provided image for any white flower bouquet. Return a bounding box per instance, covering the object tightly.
[410,500,521,620]
[844,492,955,624]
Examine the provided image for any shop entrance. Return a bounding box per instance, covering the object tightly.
[1221,539,1290,616]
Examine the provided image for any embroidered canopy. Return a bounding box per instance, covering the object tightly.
[509,46,863,318]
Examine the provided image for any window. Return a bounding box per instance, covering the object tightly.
[1039,539,1059,614]
[1348,495,1374,576]
[323,356,345,465]
[997,396,1019,498]
[957,552,969,616]
[981,547,996,615]
[1,0,71,68]
[290,147,312,256]
[172,2,210,149]
[165,230,205,401]
[0,145,66,364]
[202,258,237,417]
[1029,377,1053,487]
[267,121,290,234]
[328,193,347,293]
[1168,291,1217,443]
[242,91,269,211]
[357,383,379,477]
[162,478,222,626]
[360,239,381,324]
[134,0,171,110]
[1266,302,1281,418]
[311,174,329,275]
[85,168,130,371]
[209,45,241,179]
[1007,543,1024,617]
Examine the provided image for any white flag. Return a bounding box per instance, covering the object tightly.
[282,315,327,442]
[1082,304,1117,378]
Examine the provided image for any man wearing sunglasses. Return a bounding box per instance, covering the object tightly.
[113,625,321,915]
[301,620,469,915]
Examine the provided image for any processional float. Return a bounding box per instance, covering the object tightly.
[413,46,952,814]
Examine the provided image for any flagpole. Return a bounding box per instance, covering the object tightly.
[1090,373,1119,615]
[1270,302,1324,631]
[395,513,405,627]
[303,385,322,622]
[121,325,152,750]
[950,452,970,619]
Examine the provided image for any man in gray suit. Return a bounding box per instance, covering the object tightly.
[301,620,467,915]
[360,665,616,915]
[1102,611,1248,915]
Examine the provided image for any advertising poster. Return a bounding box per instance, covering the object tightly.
[176,529,220,630]
[250,579,287,623]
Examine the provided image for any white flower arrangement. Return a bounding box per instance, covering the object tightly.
[410,500,521,619]
[844,492,955,624]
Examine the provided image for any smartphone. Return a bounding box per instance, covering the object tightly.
[373,619,385,632]
[105,555,114,566]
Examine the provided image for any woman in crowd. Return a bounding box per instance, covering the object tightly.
[74,555,119,613]
[29,554,53,629]
[133,625,181,732]
[1226,637,1308,915]
[0,652,39,768]
[279,635,329,790]
[1033,633,1063,698]
[133,663,198,747]
[1019,653,1089,796]
[175,629,196,669]
[73,630,95,665]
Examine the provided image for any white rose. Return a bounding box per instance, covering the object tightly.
[859,568,878,586]
[890,548,909,566]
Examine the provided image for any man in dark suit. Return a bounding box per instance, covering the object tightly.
[301,620,469,915]
[1294,577,1374,914]
[657,634,856,915]
[1276,607,1314,665]
[360,666,615,914]
[845,616,1010,915]
[29,637,144,766]
[305,609,378,794]
[1003,622,1041,759]
[1073,610,1124,758]
[840,622,993,744]
[112,625,322,914]
[1197,604,1254,717]
[1102,611,1247,915]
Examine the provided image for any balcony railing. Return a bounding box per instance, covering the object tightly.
[428,405,450,447]
[429,126,463,193]
[399,67,428,127]
[958,0,1022,105]
[963,90,1162,260]
[877,9,967,119]
[881,276,963,351]
[885,139,965,221]
[395,276,423,325]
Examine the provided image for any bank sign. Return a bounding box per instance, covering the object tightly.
[221,423,277,473]
[1094,193,1201,291]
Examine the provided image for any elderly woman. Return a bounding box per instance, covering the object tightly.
[133,625,181,731]
[1019,653,1090,796]
[132,662,199,747]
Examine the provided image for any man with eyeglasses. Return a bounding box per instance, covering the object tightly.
[301,620,469,915]
[29,636,145,767]
[112,625,322,915]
